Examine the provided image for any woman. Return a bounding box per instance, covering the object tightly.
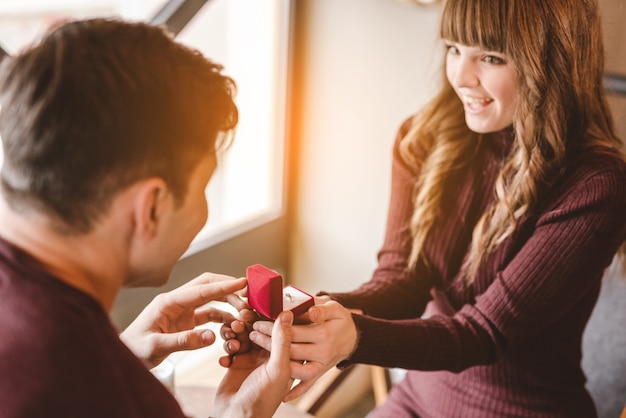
[237,0,626,416]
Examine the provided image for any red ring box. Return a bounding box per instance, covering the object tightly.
[246,264,314,320]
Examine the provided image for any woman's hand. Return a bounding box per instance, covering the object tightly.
[249,300,359,401]
[120,273,247,368]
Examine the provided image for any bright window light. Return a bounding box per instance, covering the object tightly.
[0,0,290,256]
[176,0,290,255]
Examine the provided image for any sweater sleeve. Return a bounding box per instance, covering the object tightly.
[340,158,626,371]
[322,119,435,320]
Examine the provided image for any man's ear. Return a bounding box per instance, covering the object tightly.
[132,177,170,240]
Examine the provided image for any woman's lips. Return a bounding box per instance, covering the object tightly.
[462,95,494,113]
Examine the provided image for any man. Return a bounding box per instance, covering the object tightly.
[0,18,292,418]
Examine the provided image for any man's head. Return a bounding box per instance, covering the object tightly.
[0,18,238,234]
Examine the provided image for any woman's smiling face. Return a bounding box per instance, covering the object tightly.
[445,41,519,133]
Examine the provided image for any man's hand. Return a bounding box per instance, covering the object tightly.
[120,273,247,368]
[211,311,295,418]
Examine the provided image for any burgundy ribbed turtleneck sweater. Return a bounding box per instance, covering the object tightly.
[325,121,626,418]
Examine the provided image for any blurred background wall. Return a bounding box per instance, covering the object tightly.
[287,0,442,293]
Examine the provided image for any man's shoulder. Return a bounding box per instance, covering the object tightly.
[0,251,106,333]
[0,279,186,417]
[0,265,118,367]
[0,251,121,391]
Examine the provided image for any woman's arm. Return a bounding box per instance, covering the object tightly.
[339,159,626,371]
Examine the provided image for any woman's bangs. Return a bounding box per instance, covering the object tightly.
[440,0,507,52]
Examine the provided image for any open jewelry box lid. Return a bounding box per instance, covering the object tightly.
[246,264,314,320]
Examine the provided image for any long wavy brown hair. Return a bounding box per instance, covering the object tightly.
[400,0,626,283]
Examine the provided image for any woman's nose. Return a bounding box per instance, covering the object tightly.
[448,57,479,88]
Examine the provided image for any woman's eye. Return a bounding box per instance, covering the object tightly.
[446,45,459,55]
[484,55,505,65]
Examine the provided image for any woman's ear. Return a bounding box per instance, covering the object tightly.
[132,177,170,240]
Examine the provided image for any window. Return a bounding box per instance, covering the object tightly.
[175,0,290,255]
[0,0,290,256]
